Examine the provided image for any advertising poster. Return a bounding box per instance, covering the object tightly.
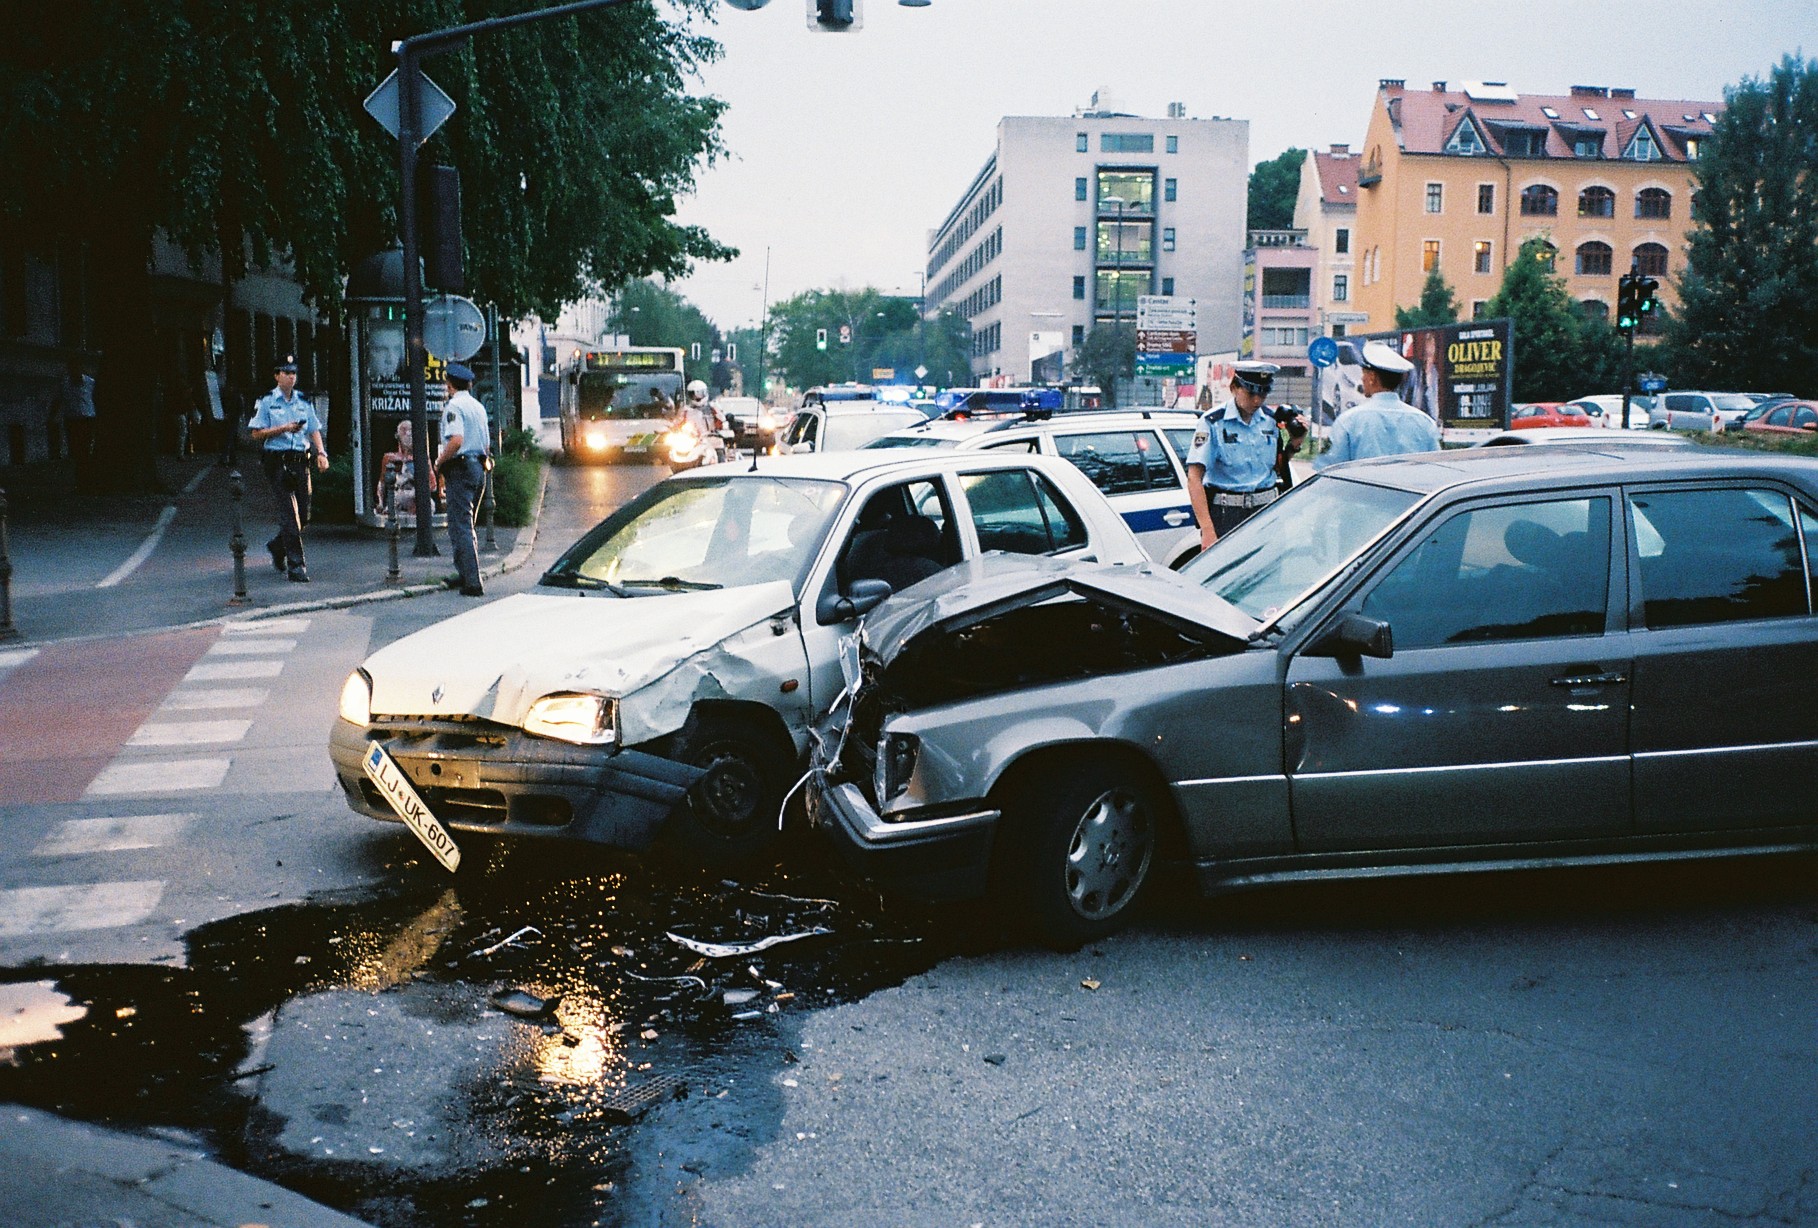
[1314,318,1513,430]
[362,304,449,526]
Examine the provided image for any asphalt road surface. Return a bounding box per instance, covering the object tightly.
[1,457,1812,1228]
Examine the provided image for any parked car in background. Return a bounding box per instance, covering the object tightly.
[1648,391,1759,433]
[1566,395,1658,429]
[332,450,1145,868]
[864,408,1205,566]
[1510,402,1593,429]
[1740,400,1818,437]
[810,447,1818,944]
[778,403,929,454]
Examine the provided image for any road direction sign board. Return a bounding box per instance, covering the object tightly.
[1137,329,1196,354]
[1137,295,1197,332]
[1136,352,1195,376]
[364,69,457,146]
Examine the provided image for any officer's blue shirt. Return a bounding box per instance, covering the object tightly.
[1317,392,1442,468]
[250,388,319,452]
[441,391,491,458]
[1185,401,1278,492]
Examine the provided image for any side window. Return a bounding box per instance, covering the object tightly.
[980,438,1040,454]
[1053,431,1154,496]
[1630,488,1812,628]
[961,469,1087,556]
[785,412,818,448]
[839,479,958,591]
[1163,428,1195,466]
[1360,498,1612,648]
[1665,394,1695,412]
[1138,431,1184,489]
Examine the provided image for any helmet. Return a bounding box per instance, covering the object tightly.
[687,379,708,400]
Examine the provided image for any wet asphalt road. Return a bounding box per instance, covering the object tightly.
[1,456,1814,1227]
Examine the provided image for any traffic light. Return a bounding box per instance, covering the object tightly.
[417,164,464,292]
[808,0,861,30]
[815,328,828,351]
[1616,273,1639,331]
[1636,275,1659,321]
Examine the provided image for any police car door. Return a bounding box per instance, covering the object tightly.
[1048,426,1198,567]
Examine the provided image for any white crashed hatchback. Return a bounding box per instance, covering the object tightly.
[331,450,1146,866]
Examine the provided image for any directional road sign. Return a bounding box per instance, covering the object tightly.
[364,69,458,146]
[1137,329,1195,354]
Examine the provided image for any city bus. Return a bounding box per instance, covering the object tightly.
[559,345,686,462]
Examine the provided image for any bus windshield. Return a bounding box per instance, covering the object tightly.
[577,371,680,421]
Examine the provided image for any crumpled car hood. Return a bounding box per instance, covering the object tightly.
[362,585,797,738]
[859,555,1257,666]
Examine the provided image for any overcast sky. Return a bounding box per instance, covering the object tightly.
[666,0,1806,330]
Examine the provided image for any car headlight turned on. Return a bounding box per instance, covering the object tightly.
[338,669,372,725]
[523,692,618,746]
[875,732,919,804]
[583,430,608,450]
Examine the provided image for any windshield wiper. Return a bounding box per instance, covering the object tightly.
[540,573,632,597]
[618,576,723,591]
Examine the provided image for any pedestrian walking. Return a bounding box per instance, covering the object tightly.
[1185,361,1285,548]
[1317,341,1442,467]
[47,358,96,481]
[436,362,492,597]
[247,355,327,582]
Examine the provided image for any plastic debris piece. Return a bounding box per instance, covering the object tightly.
[626,970,709,991]
[640,1028,660,1041]
[773,992,796,1003]
[470,926,541,959]
[731,1010,763,1021]
[983,1054,1007,1066]
[723,989,759,1006]
[742,888,841,908]
[665,927,832,959]
[490,988,559,1019]
[1080,979,1101,991]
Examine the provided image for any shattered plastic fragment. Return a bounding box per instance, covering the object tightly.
[469,925,541,958]
[490,988,559,1019]
[723,989,759,1006]
[665,927,832,959]
[731,1010,763,1021]
[1080,979,1101,991]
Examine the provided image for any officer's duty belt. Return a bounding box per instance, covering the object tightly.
[1209,487,1278,509]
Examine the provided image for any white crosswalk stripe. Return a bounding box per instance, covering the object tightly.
[86,758,232,796]
[161,687,270,711]
[35,814,193,856]
[127,719,254,748]
[205,637,297,656]
[0,881,165,936]
[222,617,311,636]
[185,659,284,681]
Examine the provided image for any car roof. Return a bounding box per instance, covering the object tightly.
[670,447,1097,484]
[1479,427,1692,447]
[878,408,1200,441]
[1321,442,1817,497]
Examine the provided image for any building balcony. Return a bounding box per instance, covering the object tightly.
[1248,229,1309,248]
[1260,294,1312,310]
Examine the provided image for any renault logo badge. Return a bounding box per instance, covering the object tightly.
[431,685,445,704]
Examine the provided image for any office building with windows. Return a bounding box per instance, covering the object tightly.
[925,97,1247,385]
[1352,80,1719,331]
[1293,144,1361,338]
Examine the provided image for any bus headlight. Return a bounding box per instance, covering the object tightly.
[524,693,618,746]
[338,669,372,726]
[583,430,608,450]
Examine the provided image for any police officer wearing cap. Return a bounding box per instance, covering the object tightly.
[247,355,327,582]
[1186,361,1283,548]
[1318,340,1442,467]
[436,362,492,597]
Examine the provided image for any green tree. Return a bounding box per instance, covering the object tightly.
[1395,266,1461,329]
[611,280,719,380]
[1071,326,1135,406]
[0,1,730,487]
[1481,236,1609,402]
[1247,148,1307,231]
[1668,54,1818,398]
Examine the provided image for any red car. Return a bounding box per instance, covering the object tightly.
[1741,400,1818,437]
[1510,402,1593,429]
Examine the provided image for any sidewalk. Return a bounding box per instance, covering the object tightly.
[1,454,545,644]
[0,1103,370,1228]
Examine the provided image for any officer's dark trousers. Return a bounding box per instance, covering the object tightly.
[262,451,312,569]
[1209,502,1260,538]
[444,455,487,591]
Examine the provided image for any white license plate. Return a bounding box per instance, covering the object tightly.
[363,741,461,872]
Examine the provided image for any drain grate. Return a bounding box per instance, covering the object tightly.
[595,1072,689,1123]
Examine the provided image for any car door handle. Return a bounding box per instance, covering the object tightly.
[1550,671,1628,687]
[1163,510,1192,525]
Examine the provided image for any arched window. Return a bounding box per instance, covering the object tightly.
[1636,188,1672,219]
[1579,299,1609,323]
[1633,243,1669,277]
[1520,184,1559,216]
[1577,186,1615,218]
[1576,242,1613,276]
[1534,241,1558,271]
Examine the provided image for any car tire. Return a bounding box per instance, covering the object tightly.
[996,761,1160,948]
[668,713,790,864]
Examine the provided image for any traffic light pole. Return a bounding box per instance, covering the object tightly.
[395,0,639,555]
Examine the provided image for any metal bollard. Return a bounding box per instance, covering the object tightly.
[0,486,18,640]
[385,465,402,585]
[481,464,498,553]
[228,469,249,605]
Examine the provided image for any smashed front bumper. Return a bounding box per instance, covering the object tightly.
[806,770,999,899]
[330,718,701,850]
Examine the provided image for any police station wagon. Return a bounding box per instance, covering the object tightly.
[864,409,1205,567]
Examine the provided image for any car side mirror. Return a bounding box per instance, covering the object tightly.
[1310,612,1393,659]
[816,578,893,625]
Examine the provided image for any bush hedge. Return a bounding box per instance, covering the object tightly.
[305,445,545,527]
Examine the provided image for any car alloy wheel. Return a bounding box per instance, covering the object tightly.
[1064,786,1155,923]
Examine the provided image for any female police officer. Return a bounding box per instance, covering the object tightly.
[1185,361,1282,549]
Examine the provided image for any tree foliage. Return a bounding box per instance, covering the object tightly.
[611,280,720,379]
[1247,148,1307,231]
[1667,54,1818,398]
[1071,325,1135,406]
[1395,266,1461,329]
[1482,237,1621,401]
[766,289,968,393]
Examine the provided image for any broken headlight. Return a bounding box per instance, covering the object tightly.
[523,693,619,746]
[875,732,919,804]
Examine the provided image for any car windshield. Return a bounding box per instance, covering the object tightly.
[541,476,846,594]
[1177,476,1422,626]
[862,435,956,449]
[824,412,926,451]
[1712,394,1758,411]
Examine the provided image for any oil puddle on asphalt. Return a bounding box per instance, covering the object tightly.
[0,835,991,1226]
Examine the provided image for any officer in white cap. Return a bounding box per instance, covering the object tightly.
[435,362,493,596]
[1318,340,1442,467]
[1186,361,1284,547]
[247,355,327,582]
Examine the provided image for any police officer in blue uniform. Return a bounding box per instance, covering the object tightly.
[1186,361,1283,548]
[435,362,492,597]
[247,355,327,582]
[1317,341,1442,467]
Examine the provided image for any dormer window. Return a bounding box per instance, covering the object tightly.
[1574,134,1603,158]
[1445,117,1486,155]
[1625,126,1661,161]
[1503,129,1548,158]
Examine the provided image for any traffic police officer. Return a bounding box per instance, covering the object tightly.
[435,362,492,597]
[1318,341,1442,466]
[247,355,327,582]
[1186,361,1283,548]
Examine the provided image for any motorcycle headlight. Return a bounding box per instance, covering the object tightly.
[523,693,619,745]
[875,732,919,803]
[338,669,372,726]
